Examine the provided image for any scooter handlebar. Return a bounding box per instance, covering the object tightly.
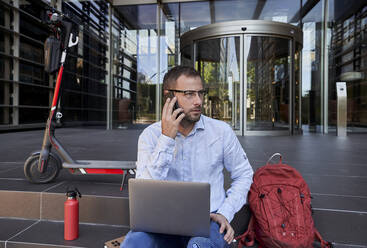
[45,10,78,50]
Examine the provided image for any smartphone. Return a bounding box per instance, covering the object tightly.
[167,92,179,111]
[167,91,182,119]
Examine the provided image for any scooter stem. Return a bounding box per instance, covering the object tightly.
[38,63,64,173]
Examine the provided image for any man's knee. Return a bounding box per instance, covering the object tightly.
[121,231,155,248]
[187,237,210,248]
[187,236,229,248]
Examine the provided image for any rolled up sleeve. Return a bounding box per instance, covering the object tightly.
[136,129,176,180]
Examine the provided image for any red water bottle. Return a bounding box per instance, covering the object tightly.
[64,188,82,240]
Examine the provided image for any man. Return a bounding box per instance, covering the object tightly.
[122,66,253,248]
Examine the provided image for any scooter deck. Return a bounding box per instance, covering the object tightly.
[63,160,136,169]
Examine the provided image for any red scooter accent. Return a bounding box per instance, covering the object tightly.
[64,188,82,241]
[84,168,124,175]
[51,65,64,109]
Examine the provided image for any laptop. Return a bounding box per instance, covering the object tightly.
[128,178,210,237]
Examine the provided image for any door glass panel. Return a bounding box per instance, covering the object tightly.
[196,37,241,130]
[245,36,290,131]
[295,43,301,131]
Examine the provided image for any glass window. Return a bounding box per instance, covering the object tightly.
[212,0,258,22]
[0,6,5,27]
[259,0,300,23]
[62,91,81,109]
[328,0,367,132]
[0,80,11,106]
[295,43,302,131]
[160,3,180,110]
[180,2,211,34]
[0,32,12,54]
[165,0,301,35]
[124,57,132,67]
[212,0,300,24]
[0,107,11,125]
[19,62,48,86]
[19,41,43,64]
[19,107,49,124]
[0,56,12,80]
[181,45,192,67]
[301,1,322,132]
[19,7,49,42]
[246,36,291,131]
[114,4,158,125]
[19,85,49,107]
[196,37,241,130]
[58,1,109,124]
[123,81,130,90]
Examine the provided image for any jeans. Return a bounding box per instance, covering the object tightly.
[121,221,230,248]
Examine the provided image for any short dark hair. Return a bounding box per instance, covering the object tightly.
[163,66,201,90]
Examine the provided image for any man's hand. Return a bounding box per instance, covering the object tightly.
[210,213,235,245]
[161,97,185,139]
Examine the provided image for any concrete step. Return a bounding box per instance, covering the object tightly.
[0,218,129,248]
[0,182,130,226]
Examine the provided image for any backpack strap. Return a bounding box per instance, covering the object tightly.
[266,153,282,165]
[235,216,255,248]
[314,228,333,248]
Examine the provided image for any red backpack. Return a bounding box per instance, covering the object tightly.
[235,153,332,248]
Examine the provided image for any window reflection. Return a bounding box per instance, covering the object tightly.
[0,107,10,125]
[328,0,367,132]
[0,82,10,125]
[259,0,300,23]
[180,2,211,34]
[59,1,109,123]
[302,1,322,132]
[0,33,12,53]
[114,4,158,125]
[246,36,290,131]
[19,85,49,106]
[181,46,192,66]
[0,57,12,81]
[160,4,180,110]
[295,45,301,131]
[196,37,241,129]
[19,108,49,124]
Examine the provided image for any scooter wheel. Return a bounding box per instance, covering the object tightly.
[24,153,61,183]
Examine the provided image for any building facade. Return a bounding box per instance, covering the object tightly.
[0,0,366,134]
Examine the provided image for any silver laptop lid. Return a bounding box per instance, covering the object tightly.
[129,179,210,237]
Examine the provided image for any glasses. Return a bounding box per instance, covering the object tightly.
[167,89,207,99]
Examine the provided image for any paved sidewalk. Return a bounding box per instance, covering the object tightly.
[0,127,366,247]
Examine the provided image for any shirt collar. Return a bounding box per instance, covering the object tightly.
[188,115,205,136]
[194,115,205,131]
[176,115,205,137]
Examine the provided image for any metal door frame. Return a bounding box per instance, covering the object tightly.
[181,20,303,136]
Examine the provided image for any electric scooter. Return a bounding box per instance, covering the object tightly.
[23,9,136,189]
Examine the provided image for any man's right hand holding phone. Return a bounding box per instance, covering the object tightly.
[162,97,185,139]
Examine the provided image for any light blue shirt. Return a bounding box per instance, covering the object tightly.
[136,115,254,222]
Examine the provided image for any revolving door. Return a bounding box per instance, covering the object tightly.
[181,20,302,135]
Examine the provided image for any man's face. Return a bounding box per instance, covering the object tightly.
[175,75,204,123]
